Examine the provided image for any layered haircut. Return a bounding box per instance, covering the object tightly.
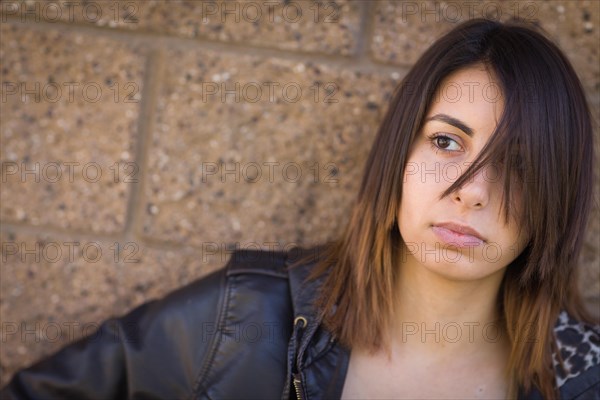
[292,18,596,399]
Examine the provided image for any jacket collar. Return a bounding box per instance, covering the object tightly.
[285,245,331,362]
[284,245,350,399]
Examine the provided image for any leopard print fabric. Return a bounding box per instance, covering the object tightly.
[552,310,600,388]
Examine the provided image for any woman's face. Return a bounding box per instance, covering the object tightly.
[397,64,530,282]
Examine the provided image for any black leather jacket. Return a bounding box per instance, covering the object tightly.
[2,248,600,399]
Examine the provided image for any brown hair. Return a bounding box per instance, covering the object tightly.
[292,18,596,399]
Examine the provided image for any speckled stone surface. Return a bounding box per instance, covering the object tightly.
[537,0,600,94]
[142,46,401,248]
[370,0,600,93]
[1,0,361,56]
[0,23,145,233]
[117,244,225,311]
[0,230,121,386]
[0,230,223,386]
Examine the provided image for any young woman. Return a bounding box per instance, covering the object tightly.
[304,17,599,400]
[3,18,599,400]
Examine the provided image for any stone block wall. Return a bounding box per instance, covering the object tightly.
[1,0,599,385]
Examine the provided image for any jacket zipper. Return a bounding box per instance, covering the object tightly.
[292,316,308,400]
[293,372,305,400]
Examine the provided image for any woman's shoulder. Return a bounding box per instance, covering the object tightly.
[552,310,600,394]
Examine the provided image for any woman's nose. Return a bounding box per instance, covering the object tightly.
[452,165,493,209]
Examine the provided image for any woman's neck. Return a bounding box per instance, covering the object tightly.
[390,250,508,356]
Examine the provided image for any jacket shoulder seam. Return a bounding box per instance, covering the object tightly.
[226,267,288,279]
[224,249,289,278]
[566,366,600,399]
[574,381,600,399]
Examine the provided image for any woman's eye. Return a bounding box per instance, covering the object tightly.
[430,134,462,152]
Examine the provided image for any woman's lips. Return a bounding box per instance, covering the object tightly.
[432,224,485,247]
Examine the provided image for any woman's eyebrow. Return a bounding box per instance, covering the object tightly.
[425,113,474,137]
